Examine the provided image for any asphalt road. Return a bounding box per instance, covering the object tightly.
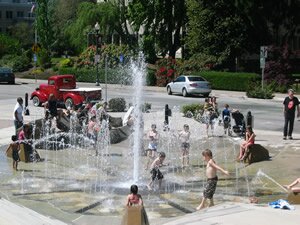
[0,78,299,135]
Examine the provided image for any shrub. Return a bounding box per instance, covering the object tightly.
[246,82,274,99]
[155,57,179,87]
[59,58,73,68]
[181,103,204,117]
[0,52,31,72]
[264,45,293,92]
[108,98,126,112]
[193,71,259,91]
[37,49,51,69]
[146,69,156,86]
[141,102,152,112]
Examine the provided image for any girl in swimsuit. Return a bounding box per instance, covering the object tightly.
[238,125,256,160]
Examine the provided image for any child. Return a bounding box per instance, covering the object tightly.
[238,125,255,160]
[147,152,167,190]
[121,185,149,225]
[87,116,97,140]
[196,149,229,210]
[145,124,159,169]
[6,135,20,171]
[126,184,143,206]
[222,104,231,135]
[179,124,191,168]
[284,178,300,193]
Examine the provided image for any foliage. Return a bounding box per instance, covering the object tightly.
[75,44,131,69]
[146,69,156,86]
[66,2,123,53]
[246,81,274,99]
[37,49,51,69]
[108,98,126,112]
[264,45,293,92]
[141,102,152,113]
[142,34,157,63]
[0,33,21,58]
[178,53,220,73]
[181,103,204,118]
[155,57,179,87]
[59,58,74,68]
[186,0,248,69]
[9,22,34,48]
[0,51,31,72]
[193,71,259,91]
[128,0,186,58]
[36,0,54,51]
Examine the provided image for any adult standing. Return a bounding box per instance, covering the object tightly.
[13,97,24,135]
[283,89,300,140]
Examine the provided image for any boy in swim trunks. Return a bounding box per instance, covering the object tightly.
[196,149,229,210]
[147,152,167,190]
[6,135,20,171]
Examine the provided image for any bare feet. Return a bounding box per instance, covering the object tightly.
[196,205,204,211]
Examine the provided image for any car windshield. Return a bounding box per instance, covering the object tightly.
[0,68,12,73]
[188,76,205,82]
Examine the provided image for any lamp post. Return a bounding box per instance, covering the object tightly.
[94,22,100,86]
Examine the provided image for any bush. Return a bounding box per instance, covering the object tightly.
[0,52,31,72]
[108,98,126,112]
[192,71,259,91]
[155,57,179,87]
[246,82,274,99]
[37,49,51,69]
[146,69,156,86]
[181,103,204,117]
[59,58,73,68]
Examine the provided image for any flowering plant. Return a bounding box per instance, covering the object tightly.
[155,57,178,87]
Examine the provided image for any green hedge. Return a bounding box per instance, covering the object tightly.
[59,67,157,86]
[193,71,259,91]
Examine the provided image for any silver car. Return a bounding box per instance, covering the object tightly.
[166,75,211,97]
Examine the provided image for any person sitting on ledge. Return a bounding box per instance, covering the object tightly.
[238,125,255,161]
[284,178,300,193]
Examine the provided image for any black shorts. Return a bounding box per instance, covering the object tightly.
[181,142,190,149]
[150,168,163,181]
[13,150,19,162]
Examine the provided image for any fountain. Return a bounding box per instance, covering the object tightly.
[1,54,295,224]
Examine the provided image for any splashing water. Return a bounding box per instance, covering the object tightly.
[129,52,146,182]
[256,169,288,192]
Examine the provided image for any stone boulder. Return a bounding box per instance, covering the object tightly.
[243,144,270,164]
[110,125,132,144]
[287,192,300,204]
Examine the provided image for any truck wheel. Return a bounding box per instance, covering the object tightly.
[32,96,40,107]
[65,98,73,109]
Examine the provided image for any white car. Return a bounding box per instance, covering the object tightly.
[166,75,211,97]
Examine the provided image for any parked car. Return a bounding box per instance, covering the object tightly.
[166,75,211,97]
[31,74,102,108]
[0,67,15,84]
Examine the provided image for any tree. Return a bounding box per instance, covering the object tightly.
[235,0,300,46]
[128,0,186,59]
[9,22,34,49]
[186,0,248,69]
[66,1,122,53]
[36,0,54,51]
[0,34,20,58]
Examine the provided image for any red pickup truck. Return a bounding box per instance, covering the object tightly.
[31,75,102,108]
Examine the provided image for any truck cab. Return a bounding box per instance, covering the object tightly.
[31,75,102,108]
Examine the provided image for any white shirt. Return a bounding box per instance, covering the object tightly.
[13,103,23,122]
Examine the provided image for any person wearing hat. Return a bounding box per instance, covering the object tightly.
[283,89,300,140]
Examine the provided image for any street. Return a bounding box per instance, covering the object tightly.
[0,78,299,135]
